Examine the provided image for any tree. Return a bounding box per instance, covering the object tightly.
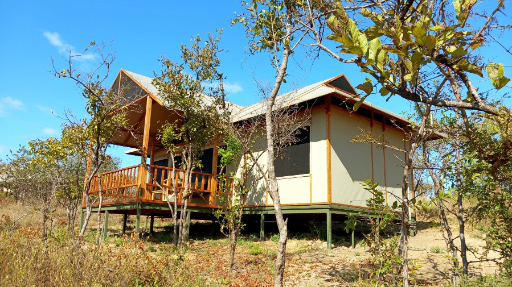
[153,33,225,249]
[291,0,511,284]
[52,41,129,237]
[5,137,68,241]
[460,108,512,275]
[234,1,320,284]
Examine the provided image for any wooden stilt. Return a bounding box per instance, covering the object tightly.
[260,213,265,240]
[186,211,191,241]
[102,210,109,241]
[210,218,216,236]
[150,215,155,234]
[136,204,141,233]
[327,211,332,250]
[122,213,128,234]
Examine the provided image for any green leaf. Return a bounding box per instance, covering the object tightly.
[487,63,510,89]
[382,46,406,56]
[413,26,427,45]
[353,94,369,111]
[430,25,445,31]
[450,47,467,58]
[411,51,422,72]
[356,78,373,95]
[348,19,361,39]
[364,26,384,41]
[404,74,413,82]
[425,35,436,50]
[457,60,483,77]
[327,15,340,32]
[326,34,344,43]
[367,38,381,61]
[379,87,390,96]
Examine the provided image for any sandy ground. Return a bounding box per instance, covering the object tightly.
[271,222,501,287]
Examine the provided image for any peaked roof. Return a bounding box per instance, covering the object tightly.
[117,69,244,114]
[114,69,412,126]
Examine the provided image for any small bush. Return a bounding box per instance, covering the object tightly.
[430,246,441,253]
[249,244,262,255]
[270,233,279,242]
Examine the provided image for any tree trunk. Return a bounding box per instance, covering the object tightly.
[399,145,415,287]
[455,132,469,276]
[266,100,289,287]
[439,198,459,285]
[229,226,237,270]
[95,178,103,245]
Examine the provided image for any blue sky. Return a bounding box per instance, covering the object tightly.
[0,0,510,166]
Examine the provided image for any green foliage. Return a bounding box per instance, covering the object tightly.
[249,243,263,255]
[430,246,442,253]
[461,108,512,275]
[324,0,507,113]
[270,233,280,242]
[359,179,403,285]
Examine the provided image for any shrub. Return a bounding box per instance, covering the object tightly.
[0,229,198,286]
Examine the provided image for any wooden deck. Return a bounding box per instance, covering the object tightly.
[85,164,232,209]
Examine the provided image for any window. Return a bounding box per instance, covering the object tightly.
[275,127,310,177]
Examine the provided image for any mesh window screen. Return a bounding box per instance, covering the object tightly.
[275,127,310,177]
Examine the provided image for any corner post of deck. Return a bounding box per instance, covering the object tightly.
[139,96,153,200]
[150,215,155,234]
[326,210,332,250]
[122,213,128,234]
[102,210,109,241]
[186,211,191,241]
[210,135,219,206]
[260,213,265,240]
[136,203,141,234]
[210,217,216,236]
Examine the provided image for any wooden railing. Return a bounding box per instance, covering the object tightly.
[87,164,234,207]
[89,165,140,201]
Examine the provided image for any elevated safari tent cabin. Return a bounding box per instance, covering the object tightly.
[81,69,417,248]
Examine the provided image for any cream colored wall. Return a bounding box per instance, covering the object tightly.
[384,128,406,207]
[330,109,407,208]
[310,108,328,203]
[244,133,268,206]
[330,109,373,207]
[239,108,329,206]
[372,122,386,198]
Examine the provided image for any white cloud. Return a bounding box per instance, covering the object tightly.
[0,97,24,117]
[0,145,8,157]
[224,82,243,94]
[203,81,243,94]
[37,104,54,115]
[42,127,58,135]
[43,31,96,62]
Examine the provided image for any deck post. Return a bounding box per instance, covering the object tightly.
[139,96,153,200]
[186,211,191,241]
[122,213,128,234]
[210,218,216,236]
[136,203,141,234]
[150,215,155,234]
[102,210,109,241]
[260,213,265,240]
[145,216,149,230]
[210,135,219,205]
[327,211,332,250]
